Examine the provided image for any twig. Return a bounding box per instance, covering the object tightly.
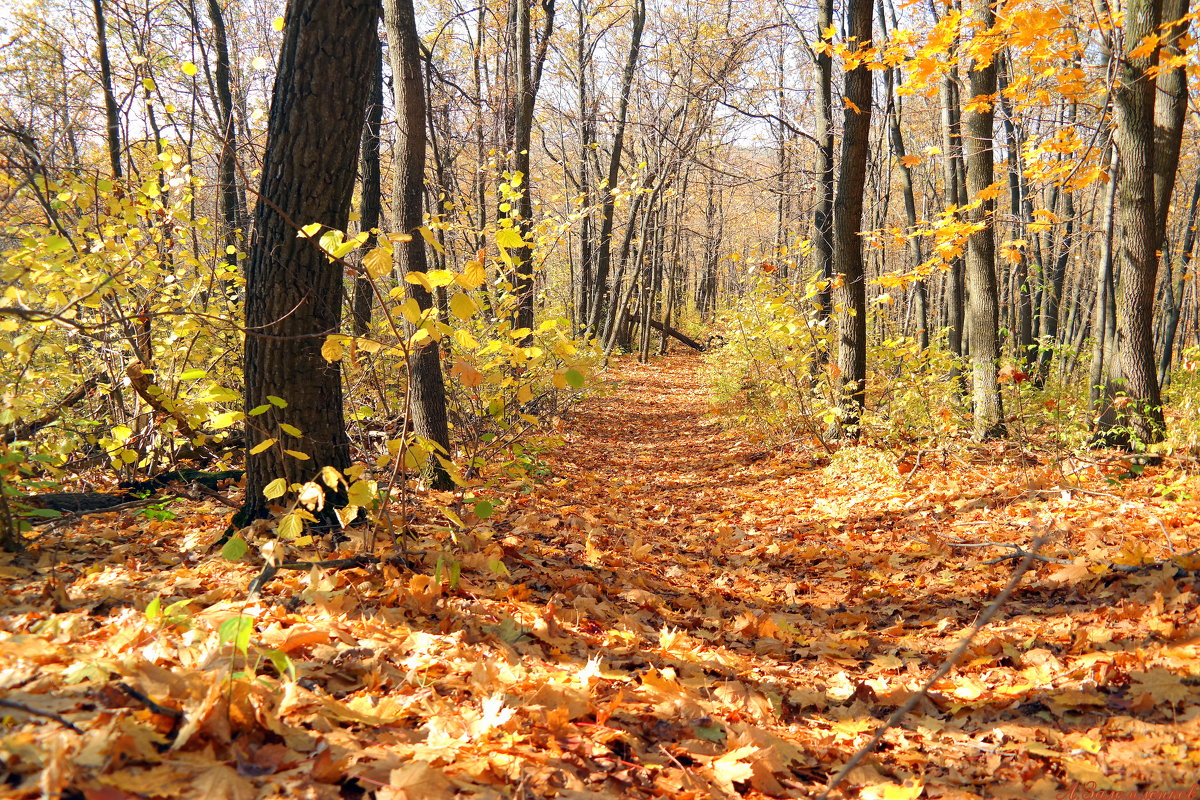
[117,682,183,719]
[31,495,161,525]
[247,554,383,598]
[185,481,240,509]
[944,540,1074,566]
[0,697,84,733]
[816,535,1050,800]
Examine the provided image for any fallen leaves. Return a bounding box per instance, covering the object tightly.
[3,355,1200,798]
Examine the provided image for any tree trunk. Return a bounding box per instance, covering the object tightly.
[584,0,644,339]
[962,0,1004,439]
[879,0,926,349]
[810,0,835,336]
[1159,165,1200,384]
[831,0,873,434]
[1090,148,1121,413]
[206,0,246,254]
[241,0,381,523]
[1096,0,1172,446]
[91,0,123,179]
[384,0,454,487]
[352,29,385,337]
[939,61,967,378]
[1151,0,1192,386]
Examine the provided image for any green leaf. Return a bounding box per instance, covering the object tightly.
[179,368,207,381]
[145,596,162,621]
[222,533,248,562]
[218,615,253,655]
[565,368,585,388]
[279,423,303,438]
[264,649,296,681]
[474,499,495,519]
[248,404,270,416]
[267,395,287,408]
[263,478,288,500]
[692,721,726,743]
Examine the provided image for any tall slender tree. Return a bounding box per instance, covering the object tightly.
[384,0,454,488]
[831,0,874,434]
[962,0,1004,439]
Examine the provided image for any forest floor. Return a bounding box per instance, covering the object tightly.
[3,352,1200,799]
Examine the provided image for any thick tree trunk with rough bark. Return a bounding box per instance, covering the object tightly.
[242,0,381,523]
[1096,0,1174,446]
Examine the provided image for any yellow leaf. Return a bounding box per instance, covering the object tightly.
[426,269,455,288]
[976,181,1003,202]
[496,227,527,250]
[406,271,433,292]
[263,478,288,500]
[322,335,346,362]
[457,259,487,290]
[249,438,276,455]
[449,292,476,321]
[401,298,423,325]
[284,449,310,460]
[418,225,445,254]
[272,16,284,30]
[1129,33,1160,59]
[362,246,392,279]
[180,61,198,77]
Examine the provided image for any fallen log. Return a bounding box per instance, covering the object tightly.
[622,313,706,351]
[3,373,107,443]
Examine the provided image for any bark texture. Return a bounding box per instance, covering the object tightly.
[241,0,380,522]
[384,0,454,488]
[831,0,873,433]
[962,0,1004,439]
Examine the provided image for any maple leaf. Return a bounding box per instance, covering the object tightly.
[192,765,256,800]
[379,762,455,800]
[1129,669,1190,705]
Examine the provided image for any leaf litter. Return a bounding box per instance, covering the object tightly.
[2,352,1200,798]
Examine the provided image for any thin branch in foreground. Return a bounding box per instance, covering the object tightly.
[0,697,84,733]
[945,540,1074,566]
[816,535,1050,800]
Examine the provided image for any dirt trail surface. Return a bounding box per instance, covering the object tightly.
[3,353,1200,798]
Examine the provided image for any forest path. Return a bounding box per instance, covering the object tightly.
[3,353,1197,798]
